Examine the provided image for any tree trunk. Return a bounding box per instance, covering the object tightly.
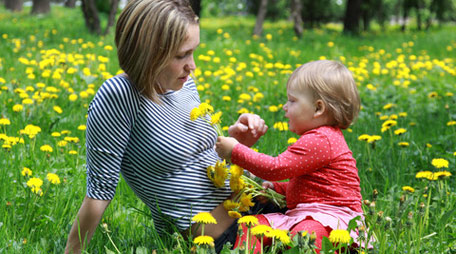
[290,0,303,38]
[401,0,409,32]
[103,0,119,35]
[82,0,101,35]
[65,0,77,8]
[5,0,23,12]
[253,0,268,36]
[189,0,201,17]
[31,0,51,14]
[343,0,362,35]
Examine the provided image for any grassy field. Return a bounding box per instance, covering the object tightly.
[0,5,455,253]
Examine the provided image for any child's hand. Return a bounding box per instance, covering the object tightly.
[256,181,275,204]
[215,136,239,161]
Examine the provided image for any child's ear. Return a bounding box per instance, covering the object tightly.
[314,99,326,117]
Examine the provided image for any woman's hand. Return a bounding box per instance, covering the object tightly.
[215,136,239,161]
[228,113,268,147]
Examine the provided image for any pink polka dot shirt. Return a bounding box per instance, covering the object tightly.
[231,125,362,213]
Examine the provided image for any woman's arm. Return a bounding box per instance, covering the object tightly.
[65,196,111,254]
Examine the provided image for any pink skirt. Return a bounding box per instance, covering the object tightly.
[262,203,372,247]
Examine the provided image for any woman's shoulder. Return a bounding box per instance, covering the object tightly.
[97,74,139,100]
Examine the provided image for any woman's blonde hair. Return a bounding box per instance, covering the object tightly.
[115,0,199,102]
[287,60,361,129]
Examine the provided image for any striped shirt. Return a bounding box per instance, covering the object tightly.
[85,75,231,234]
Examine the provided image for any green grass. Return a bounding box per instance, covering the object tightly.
[0,6,455,253]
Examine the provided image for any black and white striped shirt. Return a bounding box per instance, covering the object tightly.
[85,75,231,234]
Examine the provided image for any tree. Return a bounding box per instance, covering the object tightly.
[81,0,119,35]
[5,0,23,12]
[31,0,51,15]
[189,0,201,17]
[65,0,77,8]
[253,0,268,36]
[343,0,362,35]
[290,0,303,37]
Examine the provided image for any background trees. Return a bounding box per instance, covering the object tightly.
[2,0,456,36]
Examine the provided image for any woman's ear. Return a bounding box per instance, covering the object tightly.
[314,99,326,118]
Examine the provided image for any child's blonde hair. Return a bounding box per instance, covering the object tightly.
[287,60,360,129]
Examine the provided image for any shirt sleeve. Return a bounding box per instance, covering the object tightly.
[85,77,139,200]
[272,181,288,196]
[231,130,332,182]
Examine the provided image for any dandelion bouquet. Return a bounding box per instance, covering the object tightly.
[190,103,286,217]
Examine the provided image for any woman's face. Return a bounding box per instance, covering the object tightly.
[157,24,200,92]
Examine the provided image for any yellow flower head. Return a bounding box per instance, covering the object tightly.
[329,229,351,244]
[358,134,370,141]
[434,171,452,179]
[398,142,409,147]
[431,158,449,169]
[382,120,397,128]
[223,200,240,211]
[190,107,201,121]
[0,118,11,125]
[416,171,434,180]
[287,137,297,144]
[402,186,415,193]
[367,135,382,143]
[269,229,291,244]
[40,144,53,153]
[46,173,61,184]
[230,177,245,192]
[199,102,214,115]
[192,212,217,224]
[228,211,242,218]
[210,111,222,125]
[21,167,32,177]
[229,164,243,179]
[193,235,214,246]
[27,177,43,189]
[238,215,258,226]
[240,193,255,209]
[251,225,272,236]
[19,124,42,139]
[394,128,407,135]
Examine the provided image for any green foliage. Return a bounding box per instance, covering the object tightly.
[0,5,455,254]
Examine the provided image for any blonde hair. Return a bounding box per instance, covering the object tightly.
[287,60,360,129]
[115,0,199,102]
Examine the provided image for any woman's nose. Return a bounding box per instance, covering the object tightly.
[185,54,196,72]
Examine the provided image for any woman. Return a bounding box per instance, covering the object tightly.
[64,0,268,253]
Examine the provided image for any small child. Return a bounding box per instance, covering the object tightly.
[216,60,364,252]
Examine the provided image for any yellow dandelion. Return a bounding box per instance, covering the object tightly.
[228,211,242,218]
[229,164,243,179]
[270,229,291,244]
[251,225,272,236]
[46,173,61,184]
[382,120,397,128]
[416,171,433,180]
[329,229,351,244]
[269,105,279,112]
[194,235,214,246]
[27,177,43,189]
[21,167,32,176]
[230,176,245,192]
[199,102,214,114]
[287,137,297,144]
[394,128,407,135]
[0,118,11,125]
[273,122,288,131]
[53,106,63,114]
[77,125,86,131]
[434,171,452,179]
[428,91,438,98]
[223,200,240,211]
[13,104,23,112]
[210,112,222,125]
[40,144,53,153]
[398,142,409,147]
[69,150,78,155]
[367,135,382,143]
[238,215,259,226]
[190,107,201,121]
[447,121,456,126]
[192,212,217,224]
[431,158,449,169]
[402,186,415,193]
[358,134,370,141]
[239,193,255,209]
[69,94,78,101]
[383,103,394,110]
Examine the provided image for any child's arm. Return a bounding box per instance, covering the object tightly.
[217,130,332,181]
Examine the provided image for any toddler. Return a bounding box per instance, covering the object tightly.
[216,60,364,252]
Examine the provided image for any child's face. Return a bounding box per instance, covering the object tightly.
[283,86,316,135]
